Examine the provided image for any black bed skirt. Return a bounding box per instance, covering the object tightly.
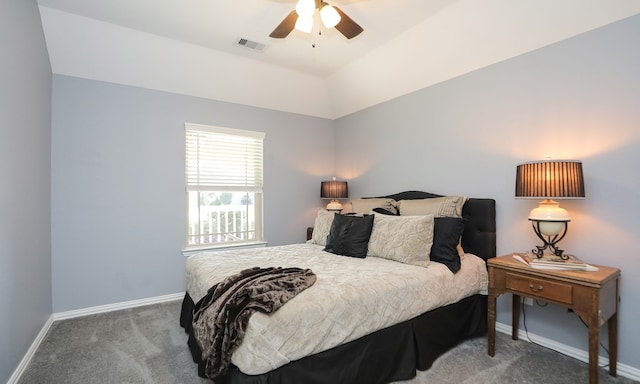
[180,292,487,384]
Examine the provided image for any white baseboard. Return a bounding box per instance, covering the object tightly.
[8,292,185,383]
[7,315,54,384]
[496,321,640,382]
[53,292,185,321]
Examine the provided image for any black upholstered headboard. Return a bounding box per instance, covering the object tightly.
[377,191,497,261]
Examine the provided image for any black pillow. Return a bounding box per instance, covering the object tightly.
[431,217,465,273]
[324,214,375,258]
[372,207,398,216]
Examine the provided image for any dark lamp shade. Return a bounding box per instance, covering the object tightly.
[320,180,348,199]
[515,160,585,199]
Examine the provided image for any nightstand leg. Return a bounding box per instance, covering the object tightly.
[588,323,599,384]
[512,294,520,340]
[609,313,618,377]
[488,292,497,356]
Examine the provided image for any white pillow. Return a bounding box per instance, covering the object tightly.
[367,214,434,268]
[309,209,336,246]
[397,196,467,218]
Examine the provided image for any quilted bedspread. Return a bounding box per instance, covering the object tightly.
[186,243,488,375]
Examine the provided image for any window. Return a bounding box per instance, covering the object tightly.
[185,123,264,248]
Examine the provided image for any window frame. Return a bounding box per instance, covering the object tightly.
[184,123,265,251]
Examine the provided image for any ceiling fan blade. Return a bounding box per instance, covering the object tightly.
[269,10,298,38]
[333,6,363,39]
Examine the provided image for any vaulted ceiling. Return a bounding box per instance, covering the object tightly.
[37,0,640,118]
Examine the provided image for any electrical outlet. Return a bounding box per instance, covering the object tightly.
[523,297,534,306]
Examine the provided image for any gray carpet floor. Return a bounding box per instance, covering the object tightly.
[18,300,637,384]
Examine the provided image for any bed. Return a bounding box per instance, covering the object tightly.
[180,191,496,384]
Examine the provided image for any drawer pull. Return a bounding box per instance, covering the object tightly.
[529,284,544,292]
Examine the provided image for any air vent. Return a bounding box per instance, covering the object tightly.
[236,38,266,52]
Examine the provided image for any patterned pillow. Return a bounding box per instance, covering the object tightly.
[367,214,434,268]
[397,196,467,218]
[309,209,336,246]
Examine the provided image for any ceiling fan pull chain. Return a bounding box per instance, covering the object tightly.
[312,26,321,48]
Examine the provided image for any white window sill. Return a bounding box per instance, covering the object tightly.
[182,241,268,257]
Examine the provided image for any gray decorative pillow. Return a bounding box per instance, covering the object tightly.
[367,214,434,268]
[309,209,336,246]
[351,198,398,215]
[397,196,467,218]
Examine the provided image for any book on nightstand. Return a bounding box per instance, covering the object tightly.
[512,253,599,271]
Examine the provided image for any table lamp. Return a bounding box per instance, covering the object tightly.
[321,178,348,212]
[515,160,585,259]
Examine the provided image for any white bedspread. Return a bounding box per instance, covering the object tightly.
[186,243,488,375]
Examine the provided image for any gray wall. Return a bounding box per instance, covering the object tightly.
[6,3,639,379]
[0,0,52,382]
[51,76,335,312]
[335,15,640,369]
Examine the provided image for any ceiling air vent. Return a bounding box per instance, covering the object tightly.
[236,38,266,52]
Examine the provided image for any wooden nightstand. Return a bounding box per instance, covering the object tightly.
[487,254,620,384]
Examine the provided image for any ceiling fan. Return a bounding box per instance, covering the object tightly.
[269,0,363,39]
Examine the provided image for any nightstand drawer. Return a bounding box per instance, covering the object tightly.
[505,273,573,304]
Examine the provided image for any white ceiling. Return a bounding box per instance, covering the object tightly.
[36,0,640,119]
[36,0,456,77]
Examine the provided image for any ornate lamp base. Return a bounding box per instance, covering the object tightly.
[325,199,343,212]
[529,219,570,260]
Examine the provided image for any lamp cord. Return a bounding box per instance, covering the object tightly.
[520,300,610,368]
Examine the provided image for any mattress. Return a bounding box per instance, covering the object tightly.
[186,243,488,375]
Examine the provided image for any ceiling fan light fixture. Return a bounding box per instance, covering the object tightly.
[295,15,314,33]
[295,0,316,17]
[270,0,362,40]
[320,4,341,28]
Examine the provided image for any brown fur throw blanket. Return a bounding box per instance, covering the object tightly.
[192,266,317,378]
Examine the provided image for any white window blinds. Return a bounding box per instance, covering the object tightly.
[185,124,265,192]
